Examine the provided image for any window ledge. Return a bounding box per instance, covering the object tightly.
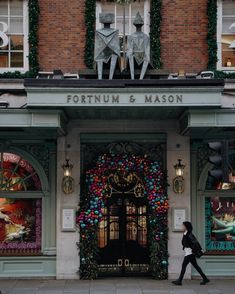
[0,68,28,74]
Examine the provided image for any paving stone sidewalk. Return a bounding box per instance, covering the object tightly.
[0,278,234,294]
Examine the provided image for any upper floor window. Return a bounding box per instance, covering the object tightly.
[0,0,28,72]
[96,0,150,46]
[217,0,235,70]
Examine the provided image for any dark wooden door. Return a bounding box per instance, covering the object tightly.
[98,193,149,276]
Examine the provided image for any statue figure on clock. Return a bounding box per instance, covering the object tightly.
[127,12,150,80]
[94,13,120,80]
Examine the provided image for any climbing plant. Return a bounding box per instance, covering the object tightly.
[84,0,96,69]
[150,0,162,69]
[77,153,168,279]
[0,0,40,79]
[207,0,217,70]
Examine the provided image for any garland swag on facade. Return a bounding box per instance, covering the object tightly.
[84,0,162,69]
[207,0,217,70]
[150,0,162,69]
[0,0,40,79]
[84,0,96,69]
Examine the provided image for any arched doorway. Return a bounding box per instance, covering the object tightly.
[77,147,168,279]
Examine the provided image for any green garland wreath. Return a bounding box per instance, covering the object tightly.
[84,0,162,69]
[0,0,39,79]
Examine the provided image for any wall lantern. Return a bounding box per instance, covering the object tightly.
[62,158,74,194]
[173,159,185,193]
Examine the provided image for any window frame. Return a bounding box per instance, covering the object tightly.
[0,150,49,256]
[95,0,150,36]
[0,0,29,73]
[217,0,235,71]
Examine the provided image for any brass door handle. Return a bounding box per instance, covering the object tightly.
[125,259,130,266]
[118,259,123,267]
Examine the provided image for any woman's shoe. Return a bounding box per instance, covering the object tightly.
[200,279,210,285]
[172,280,182,286]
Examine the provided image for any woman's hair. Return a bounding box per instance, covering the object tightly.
[183,221,193,233]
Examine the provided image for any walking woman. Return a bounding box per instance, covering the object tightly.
[172,221,210,286]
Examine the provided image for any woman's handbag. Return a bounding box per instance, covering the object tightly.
[194,249,204,258]
[189,233,204,258]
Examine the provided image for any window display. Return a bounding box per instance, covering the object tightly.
[205,197,235,254]
[0,152,42,255]
[0,198,42,255]
[0,152,41,191]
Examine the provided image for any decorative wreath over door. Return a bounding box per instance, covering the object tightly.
[77,153,168,279]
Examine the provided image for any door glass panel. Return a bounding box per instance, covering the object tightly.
[126,202,136,214]
[138,216,147,247]
[110,216,119,240]
[126,216,137,241]
[98,218,107,248]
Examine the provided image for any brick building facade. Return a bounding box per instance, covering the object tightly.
[36,0,209,73]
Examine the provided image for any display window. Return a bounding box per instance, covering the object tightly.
[205,197,235,254]
[0,152,42,255]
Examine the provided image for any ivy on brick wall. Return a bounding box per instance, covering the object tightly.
[84,0,162,69]
[207,0,217,70]
[150,0,162,69]
[0,0,40,79]
[84,0,96,69]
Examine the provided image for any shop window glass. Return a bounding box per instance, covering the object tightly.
[0,0,28,71]
[206,147,235,190]
[205,197,235,254]
[0,198,42,255]
[219,0,235,68]
[0,152,42,255]
[0,152,42,191]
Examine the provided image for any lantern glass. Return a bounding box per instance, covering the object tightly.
[175,167,183,177]
[62,158,73,177]
[174,159,185,178]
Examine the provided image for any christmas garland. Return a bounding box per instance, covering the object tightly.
[84,0,162,69]
[84,0,96,69]
[77,153,168,279]
[150,0,162,69]
[0,0,39,79]
[207,0,217,70]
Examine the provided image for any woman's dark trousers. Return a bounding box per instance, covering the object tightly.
[178,254,207,282]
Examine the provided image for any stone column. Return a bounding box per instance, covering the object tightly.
[167,130,191,280]
[56,132,80,279]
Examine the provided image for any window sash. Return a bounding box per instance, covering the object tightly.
[0,0,29,72]
[217,0,235,70]
[96,0,150,36]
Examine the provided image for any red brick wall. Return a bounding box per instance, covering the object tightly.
[38,0,208,73]
[161,0,208,73]
[38,0,86,73]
